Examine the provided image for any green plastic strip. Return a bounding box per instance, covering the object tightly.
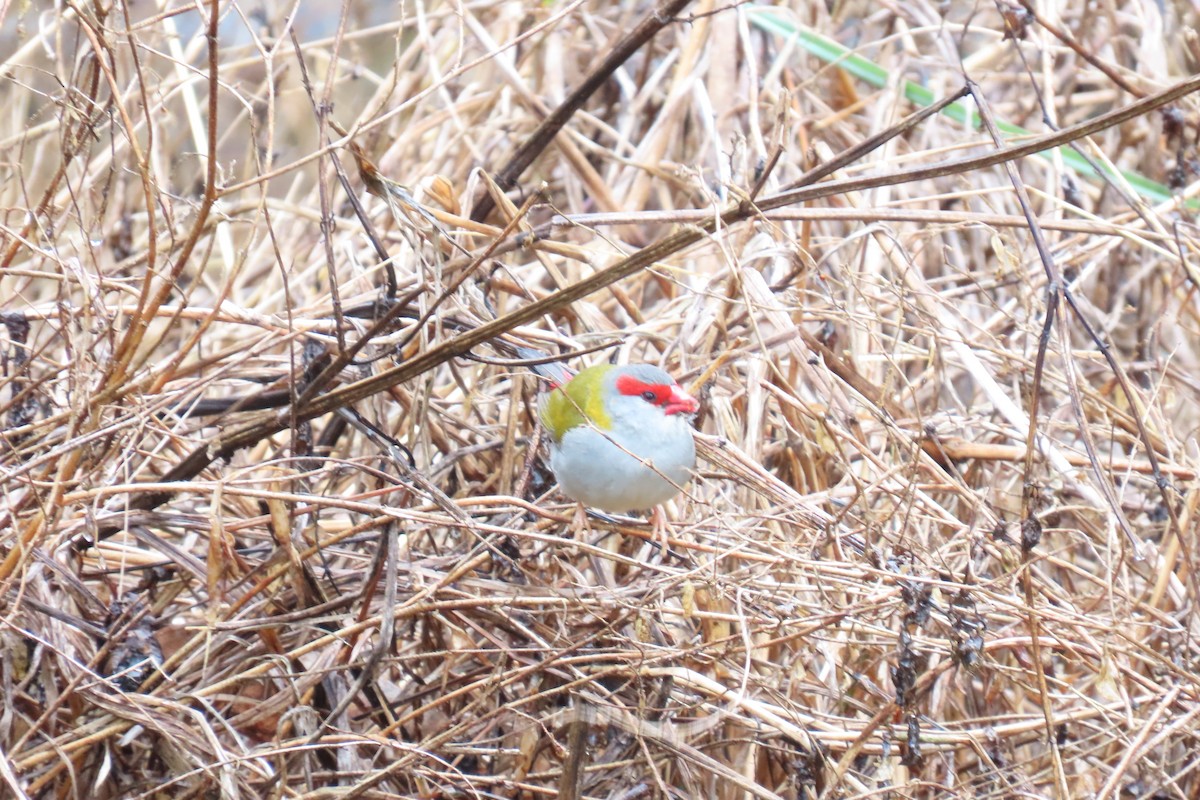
[747,7,1177,205]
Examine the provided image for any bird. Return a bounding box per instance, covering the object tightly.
[539,363,699,513]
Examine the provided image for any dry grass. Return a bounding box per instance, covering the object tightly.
[3,1,1200,798]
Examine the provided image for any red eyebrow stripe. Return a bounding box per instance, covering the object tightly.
[616,373,699,415]
[615,374,666,399]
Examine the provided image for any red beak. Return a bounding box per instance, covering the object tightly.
[664,384,699,416]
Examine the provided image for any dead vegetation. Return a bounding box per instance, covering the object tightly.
[3,0,1200,797]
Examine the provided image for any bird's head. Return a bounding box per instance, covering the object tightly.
[540,363,698,442]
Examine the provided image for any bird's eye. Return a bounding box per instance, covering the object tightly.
[641,390,657,402]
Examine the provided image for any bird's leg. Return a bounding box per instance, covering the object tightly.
[649,505,673,562]
[571,502,590,536]
[573,503,619,586]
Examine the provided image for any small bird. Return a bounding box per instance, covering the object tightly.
[539,363,699,513]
